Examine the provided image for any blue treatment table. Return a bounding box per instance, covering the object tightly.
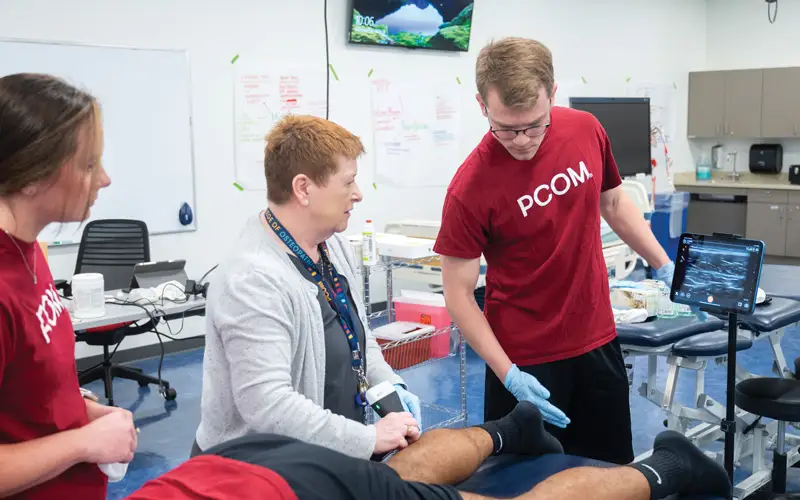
[738,296,800,335]
[615,316,726,352]
[457,454,726,499]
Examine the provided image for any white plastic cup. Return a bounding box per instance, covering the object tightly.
[72,273,106,319]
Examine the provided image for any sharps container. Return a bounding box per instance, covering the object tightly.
[72,273,106,319]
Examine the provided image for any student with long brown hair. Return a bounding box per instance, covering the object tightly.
[0,73,138,499]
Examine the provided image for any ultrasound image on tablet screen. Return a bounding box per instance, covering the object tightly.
[674,236,763,314]
[684,243,748,296]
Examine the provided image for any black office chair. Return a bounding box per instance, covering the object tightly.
[60,219,176,406]
[735,377,800,498]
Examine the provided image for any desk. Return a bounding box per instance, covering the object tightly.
[69,293,206,331]
[69,291,206,405]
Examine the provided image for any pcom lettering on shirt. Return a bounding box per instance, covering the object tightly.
[517,161,594,216]
[36,283,65,344]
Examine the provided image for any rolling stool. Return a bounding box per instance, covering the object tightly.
[735,377,800,498]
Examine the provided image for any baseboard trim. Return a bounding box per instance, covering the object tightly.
[76,336,205,371]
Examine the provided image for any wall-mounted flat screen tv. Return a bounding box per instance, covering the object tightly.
[348,1,474,52]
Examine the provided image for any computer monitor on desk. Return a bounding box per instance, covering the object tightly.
[131,260,188,289]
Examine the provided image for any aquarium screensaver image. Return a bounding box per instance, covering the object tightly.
[349,1,474,52]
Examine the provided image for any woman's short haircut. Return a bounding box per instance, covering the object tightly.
[264,115,365,205]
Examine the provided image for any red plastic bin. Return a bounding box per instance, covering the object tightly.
[373,322,435,371]
[392,297,451,358]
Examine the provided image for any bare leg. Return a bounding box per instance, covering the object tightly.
[387,402,562,484]
[513,466,650,499]
[388,427,492,484]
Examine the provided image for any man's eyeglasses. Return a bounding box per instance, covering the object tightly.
[490,123,550,141]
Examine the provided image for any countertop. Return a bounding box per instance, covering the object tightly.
[674,171,800,191]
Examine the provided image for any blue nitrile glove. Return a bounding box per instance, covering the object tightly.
[654,261,708,321]
[394,384,423,430]
[503,364,570,428]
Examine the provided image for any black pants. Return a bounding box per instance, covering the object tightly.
[200,434,463,500]
[484,338,634,464]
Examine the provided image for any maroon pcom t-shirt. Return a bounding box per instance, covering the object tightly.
[0,233,107,499]
[434,106,623,365]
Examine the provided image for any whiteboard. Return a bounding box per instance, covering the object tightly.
[0,38,197,245]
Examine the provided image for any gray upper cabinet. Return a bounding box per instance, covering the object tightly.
[761,67,800,138]
[688,71,726,138]
[688,70,763,139]
[724,69,763,139]
[689,65,800,139]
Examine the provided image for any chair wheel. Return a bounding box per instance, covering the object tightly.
[137,380,149,387]
[163,387,177,401]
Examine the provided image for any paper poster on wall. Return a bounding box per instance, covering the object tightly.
[370,77,461,188]
[625,80,677,146]
[232,57,328,190]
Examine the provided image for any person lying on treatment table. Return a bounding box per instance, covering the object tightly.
[129,402,731,500]
[192,115,422,460]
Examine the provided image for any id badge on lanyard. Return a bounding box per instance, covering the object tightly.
[264,209,369,407]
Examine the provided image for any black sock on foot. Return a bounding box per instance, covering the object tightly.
[476,401,563,456]
[630,430,731,500]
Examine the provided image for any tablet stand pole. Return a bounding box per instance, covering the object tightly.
[723,310,738,487]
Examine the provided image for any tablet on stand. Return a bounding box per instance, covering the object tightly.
[670,232,766,487]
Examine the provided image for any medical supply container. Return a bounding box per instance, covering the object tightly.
[372,321,436,370]
[392,294,452,358]
[72,273,106,319]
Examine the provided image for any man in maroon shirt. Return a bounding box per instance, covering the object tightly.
[434,37,691,464]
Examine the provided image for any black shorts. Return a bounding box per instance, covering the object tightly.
[201,434,463,500]
[484,338,634,464]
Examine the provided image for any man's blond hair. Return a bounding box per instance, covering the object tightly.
[475,37,555,109]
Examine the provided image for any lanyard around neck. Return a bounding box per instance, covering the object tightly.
[263,209,364,373]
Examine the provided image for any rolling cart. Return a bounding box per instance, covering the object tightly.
[360,254,468,431]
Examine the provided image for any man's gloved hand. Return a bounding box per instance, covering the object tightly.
[503,364,570,428]
[394,384,422,431]
[654,261,708,321]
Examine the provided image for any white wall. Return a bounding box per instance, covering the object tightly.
[699,0,800,171]
[0,0,708,358]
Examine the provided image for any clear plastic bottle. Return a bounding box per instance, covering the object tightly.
[657,282,678,319]
[362,219,378,266]
[696,152,712,181]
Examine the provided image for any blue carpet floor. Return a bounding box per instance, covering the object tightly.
[84,264,800,499]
